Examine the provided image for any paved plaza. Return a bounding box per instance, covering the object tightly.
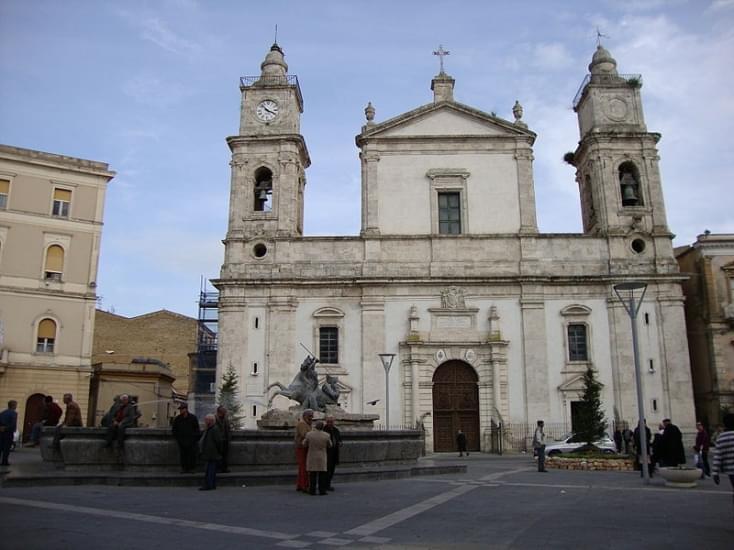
[0,450,731,549]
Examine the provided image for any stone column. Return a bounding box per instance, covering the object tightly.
[520,286,549,423]
[266,296,298,408]
[361,151,380,236]
[360,296,385,418]
[217,290,248,387]
[515,148,539,234]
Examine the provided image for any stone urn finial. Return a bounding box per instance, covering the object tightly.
[365,102,376,126]
[513,100,527,128]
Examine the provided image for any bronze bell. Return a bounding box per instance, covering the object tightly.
[621,173,638,205]
[257,189,269,201]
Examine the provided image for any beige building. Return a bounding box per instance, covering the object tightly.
[92,308,198,395]
[676,233,734,425]
[215,44,696,451]
[0,144,114,440]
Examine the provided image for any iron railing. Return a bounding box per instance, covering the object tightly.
[240,75,303,109]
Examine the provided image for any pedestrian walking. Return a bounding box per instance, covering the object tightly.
[303,420,332,495]
[712,413,734,510]
[457,429,468,457]
[323,415,342,491]
[532,420,547,472]
[172,403,200,473]
[613,427,623,453]
[52,393,83,449]
[215,406,232,473]
[634,421,653,477]
[694,421,711,478]
[294,409,313,492]
[0,400,18,466]
[199,414,222,491]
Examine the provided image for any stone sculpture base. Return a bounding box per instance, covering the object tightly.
[257,406,379,431]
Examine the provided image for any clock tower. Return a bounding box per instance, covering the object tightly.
[225,43,310,247]
[572,45,670,244]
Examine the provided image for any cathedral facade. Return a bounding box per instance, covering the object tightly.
[214,43,695,451]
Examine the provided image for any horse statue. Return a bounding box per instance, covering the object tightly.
[267,355,320,409]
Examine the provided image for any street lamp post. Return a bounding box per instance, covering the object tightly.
[378,353,396,430]
[613,281,650,485]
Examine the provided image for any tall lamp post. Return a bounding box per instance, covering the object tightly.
[613,281,650,485]
[378,353,396,430]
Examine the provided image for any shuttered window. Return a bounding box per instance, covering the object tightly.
[0,179,9,209]
[45,245,64,280]
[52,188,71,217]
[36,318,57,352]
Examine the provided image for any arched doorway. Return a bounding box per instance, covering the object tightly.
[23,393,46,443]
[432,361,480,452]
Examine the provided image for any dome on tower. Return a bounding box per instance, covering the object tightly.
[588,45,618,75]
[260,43,288,77]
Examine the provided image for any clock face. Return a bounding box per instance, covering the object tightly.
[256,100,279,122]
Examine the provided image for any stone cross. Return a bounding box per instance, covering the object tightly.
[433,44,450,74]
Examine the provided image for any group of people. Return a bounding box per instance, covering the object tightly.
[294,409,342,495]
[171,404,231,491]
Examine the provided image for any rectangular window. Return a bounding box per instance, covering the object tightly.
[319,326,339,364]
[52,188,71,217]
[0,179,9,209]
[567,323,588,361]
[438,192,461,235]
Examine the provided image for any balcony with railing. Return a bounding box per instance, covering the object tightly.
[240,74,303,110]
[572,73,642,110]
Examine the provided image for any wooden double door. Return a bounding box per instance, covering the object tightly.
[432,360,480,452]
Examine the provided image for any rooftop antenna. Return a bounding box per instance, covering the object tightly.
[274,24,278,45]
[596,27,609,47]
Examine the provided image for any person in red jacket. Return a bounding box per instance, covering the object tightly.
[694,421,711,478]
[27,395,63,447]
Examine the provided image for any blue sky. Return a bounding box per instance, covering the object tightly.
[1,0,732,318]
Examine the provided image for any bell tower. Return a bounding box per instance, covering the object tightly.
[571,45,670,241]
[225,43,310,244]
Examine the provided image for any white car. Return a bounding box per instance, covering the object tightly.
[545,433,616,456]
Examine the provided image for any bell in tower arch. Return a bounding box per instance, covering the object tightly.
[619,168,642,207]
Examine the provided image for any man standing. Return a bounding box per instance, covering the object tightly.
[712,413,734,509]
[0,400,18,466]
[634,420,653,477]
[215,406,231,473]
[532,420,547,472]
[199,414,222,491]
[659,418,686,467]
[53,393,83,449]
[172,403,200,473]
[456,429,468,457]
[323,415,342,491]
[694,421,711,478]
[304,421,332,495]
[294,409,313,492]
[103,394,136,449]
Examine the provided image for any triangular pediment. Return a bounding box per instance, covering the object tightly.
[558,374,586,393]
[359,102,535,141]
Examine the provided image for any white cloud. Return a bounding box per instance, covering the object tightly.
[532,42,574,70]
[707,0,734,12]
[139,17,201,56]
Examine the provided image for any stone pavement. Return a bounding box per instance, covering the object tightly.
[0,449,731,549]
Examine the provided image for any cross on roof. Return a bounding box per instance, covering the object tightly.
[596,27,609,46]
[433,44,450,74]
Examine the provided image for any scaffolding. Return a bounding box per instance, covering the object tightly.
[193,279,218,396]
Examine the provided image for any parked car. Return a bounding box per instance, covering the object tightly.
[545,432,616,456]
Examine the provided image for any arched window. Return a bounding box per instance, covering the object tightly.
[36,318,57,353]
[45,245,64,281]
[618,162,642,207]
[253,167,273,212]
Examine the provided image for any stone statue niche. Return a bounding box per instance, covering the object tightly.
[260,354,378,430]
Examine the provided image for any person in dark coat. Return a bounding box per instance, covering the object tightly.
[102,394,137,449]
[694,421,711,478]
[613,428,623,453]
[0,400,18,466]
[457,429,468,457]
[633,421,653,477]
[659,418,686,466]
[199,414,222,491]
[215,406,231,473]
[172,403,200,473]
[323,415,342,491]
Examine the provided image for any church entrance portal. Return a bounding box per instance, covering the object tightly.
[432,361,480,452]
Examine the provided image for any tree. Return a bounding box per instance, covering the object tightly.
[217,363,245,429]
[575,366,607,447]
